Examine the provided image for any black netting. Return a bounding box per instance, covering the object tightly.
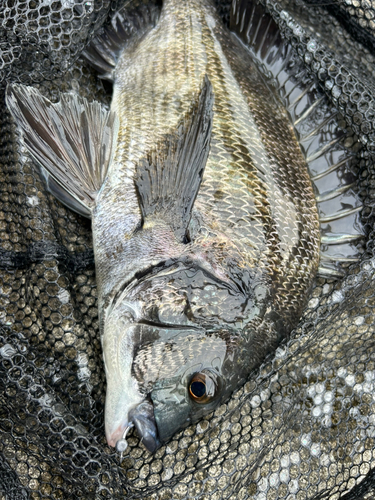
[1,0,375,498]
[314,0,375,56]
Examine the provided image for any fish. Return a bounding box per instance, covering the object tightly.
[5,0,364,455]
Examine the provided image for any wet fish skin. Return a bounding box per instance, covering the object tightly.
[4,0,321,451]
[93,0,320,449]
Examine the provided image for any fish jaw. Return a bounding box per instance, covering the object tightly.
[129,401,160,453]
[102,314,146,449]
[104,369,143,448]
[105,385,160,452]
[103,314,161,452]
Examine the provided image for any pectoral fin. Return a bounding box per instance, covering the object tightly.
[134,76,214,242]
[6,84,119,217]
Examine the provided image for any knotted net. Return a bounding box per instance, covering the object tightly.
[1,0,375,498]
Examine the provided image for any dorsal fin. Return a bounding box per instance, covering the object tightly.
[6,84,119,217]
[230,0,365,278]
[83,2,161,81]
[134,76,214,242]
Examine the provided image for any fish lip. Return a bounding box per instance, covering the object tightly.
[107,401,160,453]
[115,423,134,454]
[129,400,161,453]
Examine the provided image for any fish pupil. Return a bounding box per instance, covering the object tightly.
[190,381,206,398]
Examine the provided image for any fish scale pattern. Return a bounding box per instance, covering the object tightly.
[194,24,320,324]
[1,0,375,499]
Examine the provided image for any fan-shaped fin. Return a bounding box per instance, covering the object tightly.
[134,76,214,242]
[40,169,92,218]
[6,84,119,217]
[230,0,365,278]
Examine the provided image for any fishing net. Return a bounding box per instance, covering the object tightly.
[1,0,375,498]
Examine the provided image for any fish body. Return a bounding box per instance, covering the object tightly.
[93,0,320,450]
[6,0,322,452]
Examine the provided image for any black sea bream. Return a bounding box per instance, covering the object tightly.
[6,0,364,453]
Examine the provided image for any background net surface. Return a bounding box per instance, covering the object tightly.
[1,0,375,498]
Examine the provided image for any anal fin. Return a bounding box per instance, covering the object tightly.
[6,84,119,217]
[134,76,214,243]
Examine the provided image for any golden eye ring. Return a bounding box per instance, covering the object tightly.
[188,371,217,404]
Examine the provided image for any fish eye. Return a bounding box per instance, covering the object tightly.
[188,370,218,404]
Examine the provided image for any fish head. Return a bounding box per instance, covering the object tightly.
[103,261,279,452]
[134,326,236,445]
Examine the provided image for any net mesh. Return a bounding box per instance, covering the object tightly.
[1,0,375,498]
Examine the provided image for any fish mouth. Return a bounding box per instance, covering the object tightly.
[129,401,160,453]
[107,400,160,454]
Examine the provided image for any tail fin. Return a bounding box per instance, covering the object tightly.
[82,2,161,81]
[6,85,119,217]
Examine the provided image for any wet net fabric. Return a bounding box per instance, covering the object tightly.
[1,0,375,498]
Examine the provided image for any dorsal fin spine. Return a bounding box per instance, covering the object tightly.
[230,0,365,277]
[311,157,350,181]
